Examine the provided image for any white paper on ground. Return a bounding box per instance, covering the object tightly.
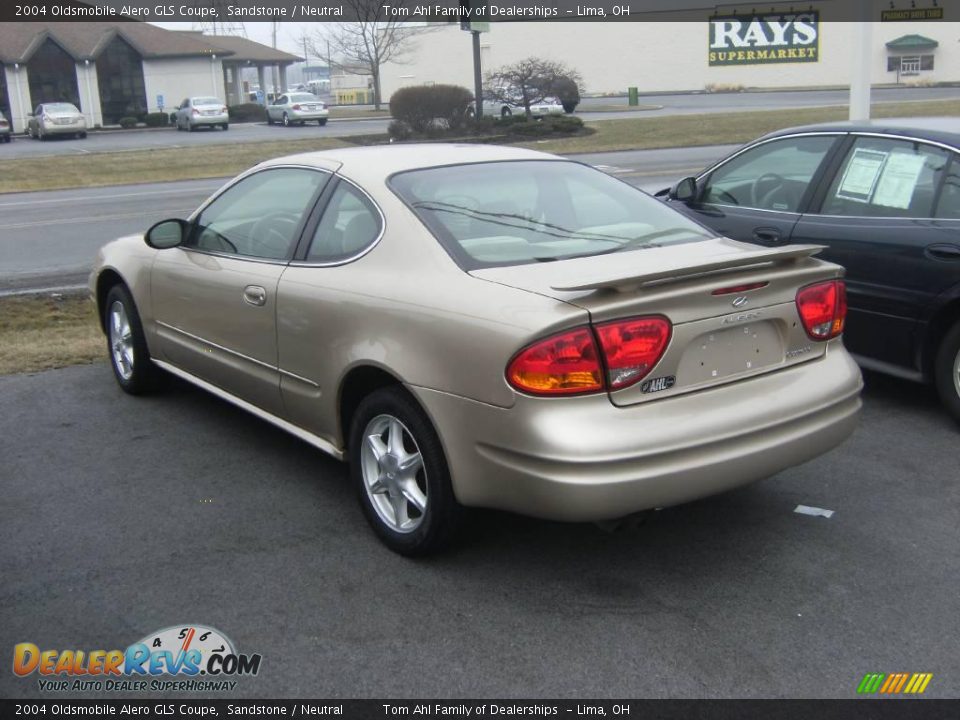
[794,504,835,518]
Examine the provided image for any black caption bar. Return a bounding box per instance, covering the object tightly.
[0,0,931,23]
[1,700,958,720]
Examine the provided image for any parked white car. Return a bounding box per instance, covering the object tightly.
[266,93,329,127]
[27,103,87,140]
[175,97,229,132]
[483,87,565,119]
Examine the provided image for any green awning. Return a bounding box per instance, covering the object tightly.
[886,34,939,50]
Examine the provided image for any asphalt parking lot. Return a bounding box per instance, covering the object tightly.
[2,86,954,159]
[1,361,957,699]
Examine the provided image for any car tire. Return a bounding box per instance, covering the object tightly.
[222,123,229,131]
[282,113,290,127]
[319,119,327,126]
[104,284,161,396]
[187,122,195,132]
[934,320,960,424]
[38,127,46,141]
[349,386,463,556]
[501,106,512,118]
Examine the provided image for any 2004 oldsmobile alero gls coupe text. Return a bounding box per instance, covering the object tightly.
[90,145,863,555]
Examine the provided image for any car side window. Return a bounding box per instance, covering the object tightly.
[702,136,836,212]
[187,168,328,260]
[934,155,960,220]
[305,181,382,263]
[820,136,948,218]
[34,105,42,116]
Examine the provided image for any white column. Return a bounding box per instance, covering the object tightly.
[11,64,27,133]
[257,66,267,104]
[849,14,873,121]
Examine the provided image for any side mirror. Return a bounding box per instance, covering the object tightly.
[145,219,187,249]
[668,177,697,203]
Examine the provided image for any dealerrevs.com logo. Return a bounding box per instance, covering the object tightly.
[13,624,261,692]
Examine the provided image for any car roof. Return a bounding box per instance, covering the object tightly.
[258,143,562,177]
[760,116,960,148]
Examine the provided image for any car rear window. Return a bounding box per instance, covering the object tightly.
[46,103,78,113]
[290,94,320,102]
[390,160,712,269]
[193,97,221,106]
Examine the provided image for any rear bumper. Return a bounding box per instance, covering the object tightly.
[410,344,862,521]
[289,110,328,121]
[190,114,228,126]
[41,122,85,135]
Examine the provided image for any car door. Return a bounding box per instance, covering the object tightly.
[669,134,843,247]
[276,177,384,443]
[150,166,332,416]
[791,134,960,373]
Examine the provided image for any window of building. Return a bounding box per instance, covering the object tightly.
[0,64,10,123]
[96,35,148,125]
[27,38,81,109]
[887,55,934,74]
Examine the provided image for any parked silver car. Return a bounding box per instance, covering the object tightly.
[27,103,87,140]
[266,93,329,126]
[175,97,229,132]
[90,144,862,555]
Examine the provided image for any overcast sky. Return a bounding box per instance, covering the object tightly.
[151,22,321,56]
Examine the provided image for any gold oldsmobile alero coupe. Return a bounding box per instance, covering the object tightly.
[90,144,863,555]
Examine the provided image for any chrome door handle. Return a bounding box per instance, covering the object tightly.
[243,285,267,306]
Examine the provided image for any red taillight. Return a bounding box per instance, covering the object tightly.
[507,316,672,396]
[796,280,846,340]
[595,316,672,389]
[191,108,200,115]
[507,328,603,396]
[292,104,302,111]
[221,106,228,113]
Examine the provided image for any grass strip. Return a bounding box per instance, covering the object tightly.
[0,293,102,375]
[0,137,353,193]
[521,99,960,154]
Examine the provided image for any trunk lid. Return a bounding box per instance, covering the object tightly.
[470,237,842,406]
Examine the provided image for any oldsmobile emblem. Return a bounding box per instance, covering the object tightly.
[732,296,749,308]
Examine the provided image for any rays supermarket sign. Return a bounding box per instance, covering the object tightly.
[709,12,820,65]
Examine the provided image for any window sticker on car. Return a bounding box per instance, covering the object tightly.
[836,148,887,203]
[872,152,927,210]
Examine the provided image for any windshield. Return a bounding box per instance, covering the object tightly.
[390,160,712,269]
[46,103,78,113]
[193,97,221,106]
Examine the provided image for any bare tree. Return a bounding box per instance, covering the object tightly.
[485,58,582,117]
[308,3,433,111]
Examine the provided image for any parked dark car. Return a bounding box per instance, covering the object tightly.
[658,118,960,422]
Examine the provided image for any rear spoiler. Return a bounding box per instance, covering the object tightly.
[551,244,826,293]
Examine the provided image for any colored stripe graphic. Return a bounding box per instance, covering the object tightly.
[857,672,932,694]
[857,673,885,694]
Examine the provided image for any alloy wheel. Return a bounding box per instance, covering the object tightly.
[109,300,134,381]
[359,414,427,533]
